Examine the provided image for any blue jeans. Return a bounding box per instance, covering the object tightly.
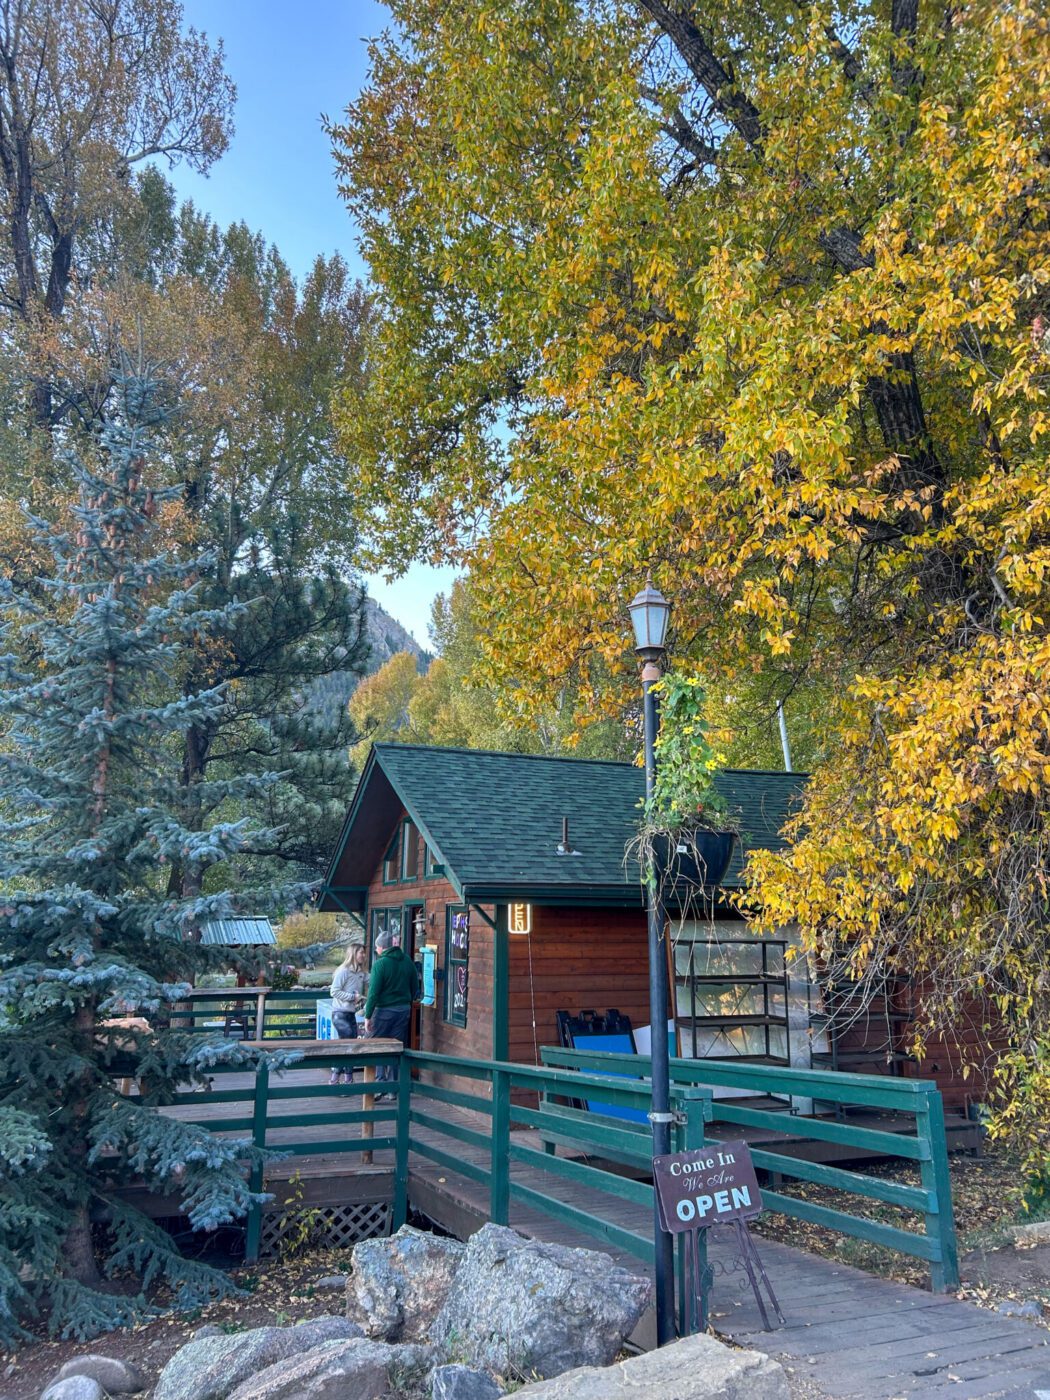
[332,1009,358,1040]
[368,1004,411,1082]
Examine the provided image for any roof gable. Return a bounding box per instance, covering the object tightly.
[321,743,805,911]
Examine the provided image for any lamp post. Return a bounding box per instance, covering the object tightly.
[628,580,676,1346]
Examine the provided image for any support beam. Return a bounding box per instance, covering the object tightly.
[492,903,510,1062]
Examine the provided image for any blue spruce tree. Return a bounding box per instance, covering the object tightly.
[0,376,298,1341]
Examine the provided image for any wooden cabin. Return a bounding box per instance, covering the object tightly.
[319,743,981,1110]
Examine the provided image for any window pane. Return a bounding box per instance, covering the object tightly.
[401,822,419,880]
[382,831,400,883]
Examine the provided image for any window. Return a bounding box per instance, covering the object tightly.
[382,831,400,885]
[371,906,402,959]
[425,845,441,878]
[444,906,469,1027]
[400,820,420,881]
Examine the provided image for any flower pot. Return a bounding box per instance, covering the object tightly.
[650,830,736,891]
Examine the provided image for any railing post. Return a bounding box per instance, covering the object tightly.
[490,1066,510,1226]
[392,1050,411,1231]
[916,1088,960,1291]
[673,1087,710,1335]
[244,1057,269,1264]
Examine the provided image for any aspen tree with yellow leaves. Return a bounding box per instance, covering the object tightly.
[330,0,1050,1164]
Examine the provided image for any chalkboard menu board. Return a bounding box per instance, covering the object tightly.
[446,907,469,1027]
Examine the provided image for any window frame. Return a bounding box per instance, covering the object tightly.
[370,905,403,961]
[381,829,400,886]
[400,818,420,882]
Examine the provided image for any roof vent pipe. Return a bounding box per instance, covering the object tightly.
[556,817,579,856]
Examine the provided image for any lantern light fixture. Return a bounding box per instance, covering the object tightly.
[628,580,671,660]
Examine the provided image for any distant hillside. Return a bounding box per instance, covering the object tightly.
[363,597,429,673]
[306,597,430,723]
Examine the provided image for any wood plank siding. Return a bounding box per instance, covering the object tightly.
[507,906,649,1063]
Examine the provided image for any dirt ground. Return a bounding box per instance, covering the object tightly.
[0,1251,356,1400]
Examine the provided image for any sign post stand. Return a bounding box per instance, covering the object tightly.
[654,1139,785,1333]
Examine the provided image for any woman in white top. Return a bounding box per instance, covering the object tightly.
[329,942,368,1085]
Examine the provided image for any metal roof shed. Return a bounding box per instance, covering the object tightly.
[200,917,277,947]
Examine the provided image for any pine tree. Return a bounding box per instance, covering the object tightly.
[168,536,368,897]
[0,376,297,1341]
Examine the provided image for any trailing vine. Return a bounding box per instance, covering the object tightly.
[628,673,738,907]
[647,673,730,831]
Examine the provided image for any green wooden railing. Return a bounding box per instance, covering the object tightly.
[160,1040,960,1301]
[400,1049,711,1271]
[166,1046,402,1262]
[540,1045,960,1292]
[168,988,327,1039]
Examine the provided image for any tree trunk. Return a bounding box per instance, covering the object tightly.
[63,1204,102,1288]
[64,1002,101,1286]
[169,718,212,922]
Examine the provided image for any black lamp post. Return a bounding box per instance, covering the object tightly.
[628,579,676,1346]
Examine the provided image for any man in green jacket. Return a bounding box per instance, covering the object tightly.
[365,928,420,1084]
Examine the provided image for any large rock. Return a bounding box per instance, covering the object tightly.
[512,1333,788,1399]
[39,1380,103,1400]
[226,1338,436,1400]
[430,1225,651,1380]
[154,1317,364,1400]
[431,1363,505,1400]
[347,1225,466,1342]
[53,1356,145,1393]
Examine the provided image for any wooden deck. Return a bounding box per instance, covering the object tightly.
[147,1060,1050,1399]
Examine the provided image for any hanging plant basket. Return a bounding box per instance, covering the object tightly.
[650,828,736,892]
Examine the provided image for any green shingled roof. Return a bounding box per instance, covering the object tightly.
[322,743,805,910]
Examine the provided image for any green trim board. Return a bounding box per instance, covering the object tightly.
[320,743,804,912]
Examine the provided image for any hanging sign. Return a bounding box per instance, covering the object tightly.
[653,1140,762,1233]
[508,902,532,935]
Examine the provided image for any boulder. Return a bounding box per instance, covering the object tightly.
[430,1224,651,1380]
[154,1317,364,1400]
[348,1225,465,1342]
[39,1380,104,1400]
[997,1299,1043,1319]
[53,1356,145,1393]
[291,1316,366,1347]
[227,1338,436,1400]
[511,1333,788,1399]
[1011,1220,1050,1246]
[431,1363,505,1400]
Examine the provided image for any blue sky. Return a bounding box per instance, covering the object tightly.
[168,0,457,649]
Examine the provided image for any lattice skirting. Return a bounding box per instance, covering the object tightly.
[260,1201,391,1257]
